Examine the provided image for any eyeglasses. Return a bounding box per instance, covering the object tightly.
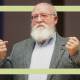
[31,13,55,20]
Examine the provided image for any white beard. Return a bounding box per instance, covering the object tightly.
[31,23,55,43]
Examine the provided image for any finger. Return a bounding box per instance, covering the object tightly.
[0,39,8,43]
[68,37,79,45]
[66,44,74,49]
[66,41,76,49]
[0,47,7,51]
[4,41,8,45]
[1,45,7,48]
[68,39,78,45]
[0,41,8,46]
[66,41,73,47]
[69,37,79,42]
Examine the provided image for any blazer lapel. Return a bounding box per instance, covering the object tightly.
[47,34,68,80]
[25,38,35,68]
[49,34,65,68]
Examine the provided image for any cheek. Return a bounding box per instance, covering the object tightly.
[48,18,57,26]
[46,20,54,27]
[31,21,36,27]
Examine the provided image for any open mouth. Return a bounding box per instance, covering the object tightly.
[37,24,45,28]
[37,26,45,30]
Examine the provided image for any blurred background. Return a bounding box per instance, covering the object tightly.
[0,0,80,54]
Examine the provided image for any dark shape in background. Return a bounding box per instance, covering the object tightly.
[0,0,4,39]
[51,0,64,36]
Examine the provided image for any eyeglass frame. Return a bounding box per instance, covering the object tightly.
[31,13,56,21]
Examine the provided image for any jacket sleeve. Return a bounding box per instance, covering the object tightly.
[70,48,80,65]
[0,57,13,68]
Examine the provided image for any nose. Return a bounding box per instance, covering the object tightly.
[37,15,43,22]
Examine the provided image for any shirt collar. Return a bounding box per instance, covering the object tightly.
[36,32,56,47]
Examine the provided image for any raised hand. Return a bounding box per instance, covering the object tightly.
[66,37,80,56]
[0,39,8,60]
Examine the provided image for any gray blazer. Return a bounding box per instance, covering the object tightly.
[2,33,80,80]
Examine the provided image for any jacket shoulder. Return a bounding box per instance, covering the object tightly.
[56,33,68,44]
[13,38,34,48]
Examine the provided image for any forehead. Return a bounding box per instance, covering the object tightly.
[32,4,53,15]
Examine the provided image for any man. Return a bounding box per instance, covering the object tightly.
[0,2,80,80]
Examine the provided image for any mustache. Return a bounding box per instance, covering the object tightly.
[33,23,47,29]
